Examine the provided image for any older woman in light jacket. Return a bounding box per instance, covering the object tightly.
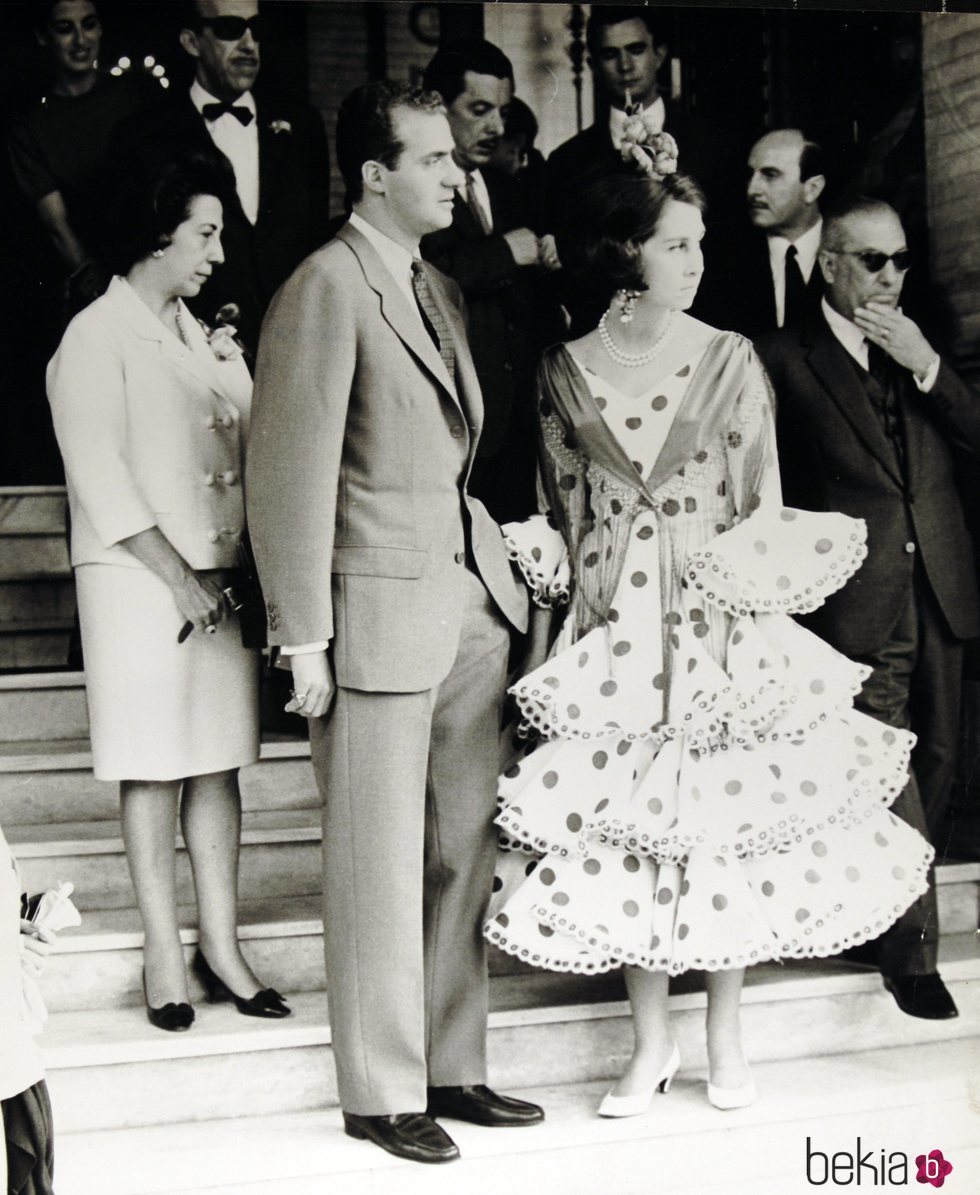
[47,148,289,1030]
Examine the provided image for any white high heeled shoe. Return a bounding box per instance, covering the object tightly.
[707,1072,756,1110]
[597,1042,681,1118]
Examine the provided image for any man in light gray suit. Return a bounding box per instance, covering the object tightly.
[246,81,541,1165]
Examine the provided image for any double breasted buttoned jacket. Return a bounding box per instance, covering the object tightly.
[47,276,252,570]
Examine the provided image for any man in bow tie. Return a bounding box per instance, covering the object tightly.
[111,0,330,351]
[247,81,541,1165]
[758,197,980,1022]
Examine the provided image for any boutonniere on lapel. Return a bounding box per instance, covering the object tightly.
[202,304,247,362]
[269,119,292,136]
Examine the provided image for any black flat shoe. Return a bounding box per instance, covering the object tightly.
[142,971,194,1032]
[343,1112,460,1164]
[427,1084,545,1127]
[191,948,291,1019]
[883,973,959,1020]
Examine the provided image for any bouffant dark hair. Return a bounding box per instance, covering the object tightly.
[105,145,236,275]
[336,80,445,204]
[557,168,706,305]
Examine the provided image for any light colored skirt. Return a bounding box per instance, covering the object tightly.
[75,563,260,782]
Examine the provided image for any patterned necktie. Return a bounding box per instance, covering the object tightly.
[411,259,456,381]
[783,244,807,327]
[465,172,492,236]
[202,102,254,127]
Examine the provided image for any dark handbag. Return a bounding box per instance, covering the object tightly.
[235,531,268,650]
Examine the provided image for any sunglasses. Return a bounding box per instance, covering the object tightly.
[199,15,262,41]
[833,249,912,273]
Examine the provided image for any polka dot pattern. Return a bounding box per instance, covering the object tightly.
[486,355,928,981]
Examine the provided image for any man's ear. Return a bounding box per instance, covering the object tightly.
[653,43,669,72]
[803,173,826,206]
[361,160,385,196]
[179,28,201,60]
[817,248,836,286]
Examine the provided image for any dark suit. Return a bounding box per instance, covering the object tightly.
[758,309,980,973]
[112,92,330,352]
[422,168,560,523]
[698,231,823,339]
[247,222,527,1114]
[545,102,735,335]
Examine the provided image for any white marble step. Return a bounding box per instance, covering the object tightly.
[0,736,315,824]
[8,808,323,910]
[33,862,980,1014]
[38,934,980,1132]
[0,671,88,740]
[50,1037,980,1195]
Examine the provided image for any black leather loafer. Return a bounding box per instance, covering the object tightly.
[883,973,959,1020]
[427,1084,545,1127]
[342,1112,460,1164]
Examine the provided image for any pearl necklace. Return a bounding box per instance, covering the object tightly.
[598,309,677,368]
[174,303,190,347]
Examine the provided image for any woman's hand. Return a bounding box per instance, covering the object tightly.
[172,571,228,635]
[20,921,54,980]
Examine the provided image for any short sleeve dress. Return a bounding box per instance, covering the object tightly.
[485,333,933,975]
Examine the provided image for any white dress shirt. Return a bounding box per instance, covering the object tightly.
[767,218,822,328]
[610,95,666,148]
[458,168,493,233]
[190,80,259,225]
[281,211,426,657]
[822,297,939,392]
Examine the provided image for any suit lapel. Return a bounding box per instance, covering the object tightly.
[255,99,289,224]
[338,224,461,408]
[805,316,904,486]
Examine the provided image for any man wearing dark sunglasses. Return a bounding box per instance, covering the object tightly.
[111,0,330,353]
[759,196,980,1022]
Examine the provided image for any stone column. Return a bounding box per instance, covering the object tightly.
[922,12,980,380]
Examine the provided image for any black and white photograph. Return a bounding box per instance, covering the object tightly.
[1,1,978,1191]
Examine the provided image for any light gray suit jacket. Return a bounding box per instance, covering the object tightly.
[246,221,528,693]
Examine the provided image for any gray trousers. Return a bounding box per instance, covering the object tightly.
[310,566,510,1114]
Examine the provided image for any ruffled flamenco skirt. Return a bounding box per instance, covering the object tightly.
[484,507,934,976]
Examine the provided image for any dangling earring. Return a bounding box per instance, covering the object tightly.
[617,288,640,324]
[152,248,165,259]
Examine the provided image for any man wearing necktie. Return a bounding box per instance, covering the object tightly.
[110,0,330,352]
[758,197,980,1021]
[698,128,825,338]
[246,81,541,1166]
[421,41,562,525]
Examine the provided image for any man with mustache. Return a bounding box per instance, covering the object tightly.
[112,0,330,352]
[758,197,980,1021]
[420,40,559,524]
[699,128,826,338]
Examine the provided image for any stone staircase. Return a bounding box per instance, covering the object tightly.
[0,488,75,671]
[2,670,978,1194]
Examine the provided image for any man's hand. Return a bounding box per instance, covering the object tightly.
[854,302,939,381]
[286,649,335,718]
[538,233,561,272]
[503,227,540,267]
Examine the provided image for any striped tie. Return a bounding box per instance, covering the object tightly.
[411,259,456,382]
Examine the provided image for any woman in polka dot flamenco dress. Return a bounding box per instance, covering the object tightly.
[484,154,933,1116]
